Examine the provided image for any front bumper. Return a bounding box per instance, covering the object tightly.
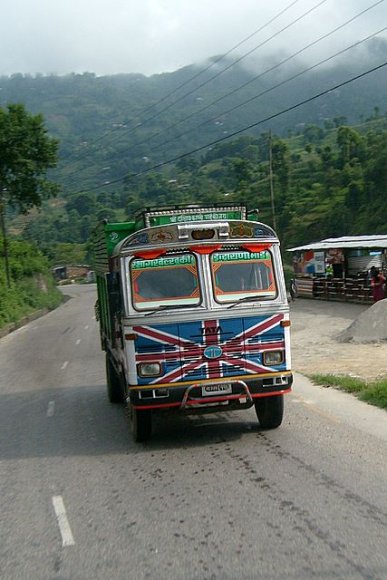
[128,372,293,411]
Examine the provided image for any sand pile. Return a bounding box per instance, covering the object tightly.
[337,299,387,343]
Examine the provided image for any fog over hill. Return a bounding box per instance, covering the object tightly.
[0,40,386,193]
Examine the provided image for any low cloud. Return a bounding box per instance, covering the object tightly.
[0,0,386,76]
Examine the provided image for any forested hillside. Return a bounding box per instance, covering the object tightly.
[1,40,386,193]
[1,42,387,265]
[19,118,387,263]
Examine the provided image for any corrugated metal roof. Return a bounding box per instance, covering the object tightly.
[287,235,387,252]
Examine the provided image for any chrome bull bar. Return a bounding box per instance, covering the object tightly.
[180,380,253,410]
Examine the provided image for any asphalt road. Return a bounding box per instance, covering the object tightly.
[0,285,386,580]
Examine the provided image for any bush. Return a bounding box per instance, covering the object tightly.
[0,275,63,327]
[0,239,64,328]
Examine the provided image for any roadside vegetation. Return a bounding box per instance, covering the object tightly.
[0,239,63,328]
[309,373,387,410]
[0,104,62,330]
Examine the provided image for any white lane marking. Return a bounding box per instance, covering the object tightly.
[52,496,75,547]
[76,339,81,345]
[84,325,89,330]
[61,361,69,370]
[47,401,55,417]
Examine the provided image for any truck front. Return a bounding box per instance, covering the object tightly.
[112,206,292,439]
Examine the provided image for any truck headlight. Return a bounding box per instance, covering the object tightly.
[138,362,161,377]
[263,350,284,365]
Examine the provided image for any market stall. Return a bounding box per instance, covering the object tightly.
[287,235,387,303]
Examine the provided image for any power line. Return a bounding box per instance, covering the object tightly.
[65,0,383,191]
[76,60,387,193]
[144,1,385,154]
[99,0,330,160]
[121,0,329,134]
[62,0,326,182]
[69,22,387,192]
[63,0,304,163]
[149,25,387,157]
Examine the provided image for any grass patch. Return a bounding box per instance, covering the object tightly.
[309,373,387,410]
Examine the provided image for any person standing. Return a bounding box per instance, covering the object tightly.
[370,269,386,302]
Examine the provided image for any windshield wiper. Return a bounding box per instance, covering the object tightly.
[227,294,272,309]
[144,304,194,316]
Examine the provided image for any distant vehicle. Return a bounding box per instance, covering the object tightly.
[87,270,96,283]
[93,204,292,442]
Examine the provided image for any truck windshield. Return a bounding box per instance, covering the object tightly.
[130,253,201,311]
[211,250,277,303]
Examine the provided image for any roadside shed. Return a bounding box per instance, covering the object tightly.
[287,235,387,303]
[52,264,92,283]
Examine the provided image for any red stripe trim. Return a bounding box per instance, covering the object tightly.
[251,388,291,398]
[133,402,181,410]
[133,389,292,410]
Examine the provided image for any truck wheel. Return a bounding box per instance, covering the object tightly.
[106,354,124,403]
[255,395,284,429]
[130,407,152,442]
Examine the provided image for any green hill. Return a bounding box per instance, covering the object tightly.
[1,45,386,263]
[0,41,386,194]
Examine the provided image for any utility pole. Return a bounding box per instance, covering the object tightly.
[0,190,11,288]
[268,130,277,231]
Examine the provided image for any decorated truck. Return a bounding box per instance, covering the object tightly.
[93,204,292,441]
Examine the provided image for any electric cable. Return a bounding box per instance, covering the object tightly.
[117,0,330,134]
[73,60,387,193]
[140,0,385,154]
[62,0,327,178]
[65,0,382,188]
[149,25,387,156]
[66,23,386,192]
[63,0,304,158]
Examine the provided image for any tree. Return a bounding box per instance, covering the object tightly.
[50,242,87,265]
[0,104,59,286]
[66,192,96,216]
[337,126,364,169]
[271,138,289,193]
[228,158,252,191]
[302,124,325,144]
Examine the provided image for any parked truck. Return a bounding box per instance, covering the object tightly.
[93,204,292,441]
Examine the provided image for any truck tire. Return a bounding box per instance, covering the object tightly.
[255,395,284,429]
[289,278,297,301]
[130,407,152,442]
[106,354,124,404]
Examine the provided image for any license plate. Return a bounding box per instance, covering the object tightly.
[201,383,232,397]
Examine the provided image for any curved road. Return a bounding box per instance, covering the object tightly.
[0,285,386,579]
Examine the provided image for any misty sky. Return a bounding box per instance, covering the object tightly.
[1,0,386,77]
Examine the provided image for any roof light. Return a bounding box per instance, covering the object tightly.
[191,229,215,240]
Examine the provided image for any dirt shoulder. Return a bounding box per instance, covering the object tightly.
[290,299,387,381]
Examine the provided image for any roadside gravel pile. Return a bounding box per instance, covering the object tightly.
[337,299,387,343]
